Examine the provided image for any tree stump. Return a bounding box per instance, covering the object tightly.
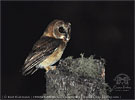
[44,55,109,100]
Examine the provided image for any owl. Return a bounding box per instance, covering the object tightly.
[22,19,71,76]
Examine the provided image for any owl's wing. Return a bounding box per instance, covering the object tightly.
[22,37,62,76]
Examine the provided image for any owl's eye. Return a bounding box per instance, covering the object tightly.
[58,27,66,33]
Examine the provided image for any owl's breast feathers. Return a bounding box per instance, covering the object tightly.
[22,36,66,75]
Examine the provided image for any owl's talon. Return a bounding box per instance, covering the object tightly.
[50,65,56,70]
[45,66,56,73]
[45,66,51,73]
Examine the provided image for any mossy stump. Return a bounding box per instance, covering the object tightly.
[44,55,109,100]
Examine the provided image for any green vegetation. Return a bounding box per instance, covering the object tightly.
[44,54,109,100]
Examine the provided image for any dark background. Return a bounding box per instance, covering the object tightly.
[1,1,134,99]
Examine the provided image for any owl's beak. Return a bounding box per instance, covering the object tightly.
[66,36,70,41]
[63,22,71,42]
[63,37,70,43]
[67,23,71,41]
[65,32,70,42]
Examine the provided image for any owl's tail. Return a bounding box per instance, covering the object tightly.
[22,64,38,76]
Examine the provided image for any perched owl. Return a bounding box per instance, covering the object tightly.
[22,19,71,76]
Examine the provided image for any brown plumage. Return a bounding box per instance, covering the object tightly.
[22,19,71,76]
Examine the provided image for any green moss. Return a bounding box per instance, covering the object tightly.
[58,54,105,79]
[44,54,109,100]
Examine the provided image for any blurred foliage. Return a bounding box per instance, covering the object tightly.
[43,54,109,100]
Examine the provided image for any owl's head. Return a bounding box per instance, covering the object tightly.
[44,19,71,42]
